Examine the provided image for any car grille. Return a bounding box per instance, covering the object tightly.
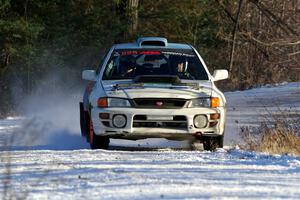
[133,115,187,128]
[133,98,187,109]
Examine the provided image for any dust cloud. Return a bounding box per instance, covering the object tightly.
[13,69,89,150]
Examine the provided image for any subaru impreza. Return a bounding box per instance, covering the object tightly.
[80,37,228,150]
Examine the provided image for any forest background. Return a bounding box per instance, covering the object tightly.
[0,0,299,117]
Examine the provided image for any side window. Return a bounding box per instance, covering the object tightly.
[185,61,208,80]
[104,58,115,78]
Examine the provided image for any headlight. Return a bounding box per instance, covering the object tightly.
[97,98,131,107]
[108,98,131,107]
[189,98,211,108]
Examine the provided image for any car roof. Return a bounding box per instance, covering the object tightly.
[114,37,192,50]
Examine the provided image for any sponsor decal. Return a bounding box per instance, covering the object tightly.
[161,51,195,57]
[119,51,161,56]
[86,82,95,93]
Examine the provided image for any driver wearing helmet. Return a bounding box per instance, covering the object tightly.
[175,57,194,79]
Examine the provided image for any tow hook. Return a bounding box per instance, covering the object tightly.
[194,132,203,138]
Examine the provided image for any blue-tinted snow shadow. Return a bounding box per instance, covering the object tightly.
[5,130,90,151]
[4,129,188,151]
[40,129,90,150]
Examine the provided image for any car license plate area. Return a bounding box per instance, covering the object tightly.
[147,115,173,121]
[133,115,187,128]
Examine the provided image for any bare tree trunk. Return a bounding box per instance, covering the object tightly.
[115,0,139,40]
[128,0,139,34]
[229,0,244,72]
[249,0,299,36]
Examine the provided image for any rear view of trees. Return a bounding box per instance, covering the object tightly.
[0,0,299,117]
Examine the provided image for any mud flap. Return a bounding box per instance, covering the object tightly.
[79,102,87,137]
[201,135,224,151]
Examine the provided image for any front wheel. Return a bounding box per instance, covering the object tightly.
[89,119,110,149]
[201,135,224,151]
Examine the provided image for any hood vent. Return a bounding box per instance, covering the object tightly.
[137,37,168,47]
[133,75,181,84]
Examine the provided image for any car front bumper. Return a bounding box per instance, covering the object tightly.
[91,107,226,140]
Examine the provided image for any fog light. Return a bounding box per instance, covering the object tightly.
[112,114,127,128]
[194,115,208,128]
[99,113,110,119]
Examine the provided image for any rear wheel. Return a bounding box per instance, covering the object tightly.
[201,135,223,151]
[89,119,110,149]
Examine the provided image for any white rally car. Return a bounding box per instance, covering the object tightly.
[80,37,228,150]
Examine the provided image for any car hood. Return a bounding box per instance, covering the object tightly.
[102,80,213,99]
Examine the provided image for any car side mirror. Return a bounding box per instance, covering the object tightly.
[212,69,229,81]
[82,70,96,81]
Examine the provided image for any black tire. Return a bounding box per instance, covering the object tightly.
[90,135,110,150]
[88,118,110,149]
[202,135,224,151]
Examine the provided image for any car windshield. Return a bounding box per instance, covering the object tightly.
[102,49,208,80]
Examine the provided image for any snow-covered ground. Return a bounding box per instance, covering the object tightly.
[225,82,300,145]
[1,148,300,199]
[0,82,299,199]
